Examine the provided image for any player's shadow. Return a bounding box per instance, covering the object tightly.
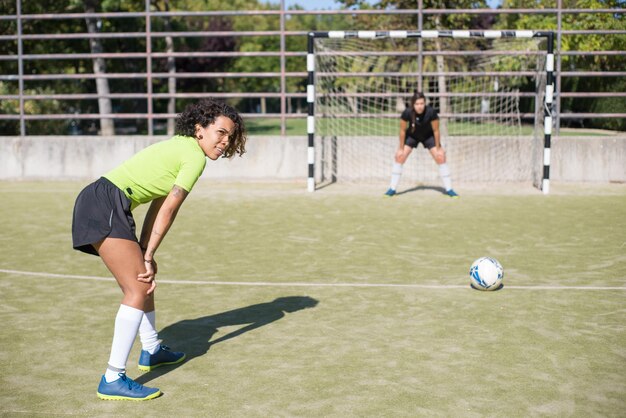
[134,296,319,385]
[396,185,446,196]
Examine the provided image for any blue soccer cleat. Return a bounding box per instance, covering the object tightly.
[384,188,396,197]
[445,189,459,198]
[97,373,161,401]
[138,345,186,371]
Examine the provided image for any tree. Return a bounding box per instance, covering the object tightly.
[284,6,353,114]
[327,0,492,137]
[0,0,92,135]
[496,0,625,130]
[152,0,177,135]
[84,0,115,135]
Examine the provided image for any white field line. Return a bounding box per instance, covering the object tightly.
[0,411,83,416]
[1,268,625,291]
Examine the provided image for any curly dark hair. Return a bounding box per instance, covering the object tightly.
[175,98,247,158]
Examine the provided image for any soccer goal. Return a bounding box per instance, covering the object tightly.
[306,30,555,193]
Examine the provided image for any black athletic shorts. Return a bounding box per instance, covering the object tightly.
[405,135,436,149]
[72,177,137,256]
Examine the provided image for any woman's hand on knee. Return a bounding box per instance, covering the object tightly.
[138,259,157,294]
[395,148,408,164]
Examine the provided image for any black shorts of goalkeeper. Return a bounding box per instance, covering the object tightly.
[405,135,436,149]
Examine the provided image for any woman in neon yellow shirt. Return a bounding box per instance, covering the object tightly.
[72,99,246,401]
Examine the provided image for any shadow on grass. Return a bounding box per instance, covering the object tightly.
[396,185,446,196]
[470,283,505,292]
[314,180,336,191]
[134,296,319,385]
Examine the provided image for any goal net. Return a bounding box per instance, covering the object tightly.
[310,31,550,191]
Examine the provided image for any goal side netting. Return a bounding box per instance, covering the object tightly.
[307,31,554,193]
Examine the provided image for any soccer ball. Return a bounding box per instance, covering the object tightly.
[469,257,504,291]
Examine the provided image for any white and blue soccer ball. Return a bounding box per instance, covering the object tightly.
[469,257,504,291]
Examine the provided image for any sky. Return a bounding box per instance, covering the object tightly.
[281,0,503,9]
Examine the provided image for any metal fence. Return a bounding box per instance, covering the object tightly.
[0,0,624,136]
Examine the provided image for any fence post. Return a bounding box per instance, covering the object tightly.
[17,0,25,135]
[556,0,562,136]
[417,0,423,93]
[146,0,153,136]
[280,0,286,136]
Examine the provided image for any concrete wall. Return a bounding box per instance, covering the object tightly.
[0,135,308,181]
[1,135,625,183]
[551,135,626,182]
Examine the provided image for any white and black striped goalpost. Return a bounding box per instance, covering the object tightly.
[306,30,555,194]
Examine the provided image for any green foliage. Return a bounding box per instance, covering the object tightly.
[0,88,18,134]
[0,0,622,133]
[340,0,491,30]
[496,0,625,130]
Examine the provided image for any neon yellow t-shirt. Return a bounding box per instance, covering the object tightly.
[104,135,207,211]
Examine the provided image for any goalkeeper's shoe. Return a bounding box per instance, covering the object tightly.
[445,189,459,198]
[138,345,186,371]
[97,374,161,401]
[384,188,396,197]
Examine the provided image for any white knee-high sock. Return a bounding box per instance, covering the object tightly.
[139,310,160,355]
[390,162,403,191]
[104,304,143,383]
[438,163,452,191]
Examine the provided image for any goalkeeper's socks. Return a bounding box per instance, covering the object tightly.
[439,163,452,191]
[390,162,403,190]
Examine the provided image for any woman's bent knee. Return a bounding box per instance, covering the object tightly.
[122,285,152,304]
[396,154,409,164]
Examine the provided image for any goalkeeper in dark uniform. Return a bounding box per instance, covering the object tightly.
[385,91,458,198]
